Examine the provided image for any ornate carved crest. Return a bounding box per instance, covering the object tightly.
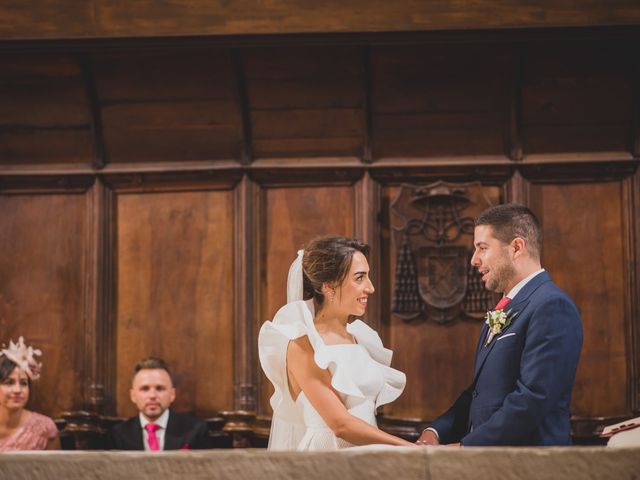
[391,181,496,323]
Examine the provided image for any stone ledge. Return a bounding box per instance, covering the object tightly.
[1,447,638,480]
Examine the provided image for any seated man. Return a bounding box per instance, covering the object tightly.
[107,357,211,450]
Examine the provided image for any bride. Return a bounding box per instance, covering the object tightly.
[258,236,413,450]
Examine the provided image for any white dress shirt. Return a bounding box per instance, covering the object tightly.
[504,268,545,301]
[139,409,169,451]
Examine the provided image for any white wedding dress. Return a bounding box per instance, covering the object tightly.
[258,299,406,450]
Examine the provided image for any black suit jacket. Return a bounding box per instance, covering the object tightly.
[106,410,212,450]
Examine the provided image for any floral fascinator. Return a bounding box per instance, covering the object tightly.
[1,336,42,380]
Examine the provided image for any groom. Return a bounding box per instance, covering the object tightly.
[417,204,582,446]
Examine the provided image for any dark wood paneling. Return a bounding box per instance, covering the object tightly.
[530,182,628,416]
[522,44,633,156]
[0,193,87,416]
[2,1,640,40]
[371,45,512,159]
[0,33,637,443]
[83,180,116,413]
[258,185,356,414]
[93,50,243,163]
[380,184,502,420]
[232,176,258,411]
[630,170,640,411]
[115,189,234,417]
[245,47,365,158]
[0,54,93,164]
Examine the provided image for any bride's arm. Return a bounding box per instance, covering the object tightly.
[287,337,414,447]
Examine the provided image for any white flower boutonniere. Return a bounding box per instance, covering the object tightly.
[484,308,518,347]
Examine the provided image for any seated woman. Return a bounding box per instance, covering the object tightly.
[0,337,59,451]
[259,236,414,450]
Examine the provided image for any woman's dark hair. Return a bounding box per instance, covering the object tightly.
[1,356,19,382]
[0,356,31,389]
[302,236,370,307]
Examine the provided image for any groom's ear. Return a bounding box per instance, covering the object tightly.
[511,237,526,259]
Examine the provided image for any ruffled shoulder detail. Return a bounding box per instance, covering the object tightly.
[312,345,367,401]
[258,300,313,420]
[347,320,393,366]
[347,320,406,409]
[258,304,407,417]
[259,300,368,411]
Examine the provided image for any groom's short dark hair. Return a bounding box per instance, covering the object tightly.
[476,204,542,260]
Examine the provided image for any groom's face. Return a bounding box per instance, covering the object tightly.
[471,225,517,294]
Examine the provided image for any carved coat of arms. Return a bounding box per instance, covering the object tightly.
[390,181,497,323]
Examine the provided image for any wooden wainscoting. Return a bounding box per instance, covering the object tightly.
[0,29,638,446]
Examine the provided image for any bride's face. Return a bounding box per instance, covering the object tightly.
[334,251,375,317]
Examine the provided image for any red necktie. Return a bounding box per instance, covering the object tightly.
[145,423,160,451]
[494,297,511,310]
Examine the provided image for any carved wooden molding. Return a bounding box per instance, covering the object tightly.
[83,180,116,414]
[233,175,258,411]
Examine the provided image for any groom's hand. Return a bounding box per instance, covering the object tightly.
[416,429,440,445]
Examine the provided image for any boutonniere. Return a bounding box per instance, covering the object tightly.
[484,308,518,347]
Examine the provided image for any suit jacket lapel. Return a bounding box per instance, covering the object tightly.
[129,417,144,450]
[163,411,181,450]
[473,325,498,378]
[472,271,552,381]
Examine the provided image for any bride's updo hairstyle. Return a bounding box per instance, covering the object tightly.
[301,236,370,307]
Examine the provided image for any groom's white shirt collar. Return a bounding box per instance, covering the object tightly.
[504,268,545,301]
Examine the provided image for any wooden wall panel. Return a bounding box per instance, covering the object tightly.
[380,184,502,420]
[258,185,356,414]
[245,47,365,158]
[371,45,511,159]
[522,44,633,156]
[93,50,243,163]
[2,1,640,40]
[0,54,93,164]
[0,193,86,416]
[530,182,628,416]
[115,189,234,417]
[0,32,637,441]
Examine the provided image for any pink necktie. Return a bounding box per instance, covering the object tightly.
[145,423,160,451]
[494,296,511,311]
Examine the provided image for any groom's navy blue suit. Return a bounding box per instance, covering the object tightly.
[429,271,582,446]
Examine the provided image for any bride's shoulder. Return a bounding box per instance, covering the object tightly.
[287,334,314,357]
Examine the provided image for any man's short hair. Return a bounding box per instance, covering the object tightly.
[133,356,174,383]
[475,203,543,260]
